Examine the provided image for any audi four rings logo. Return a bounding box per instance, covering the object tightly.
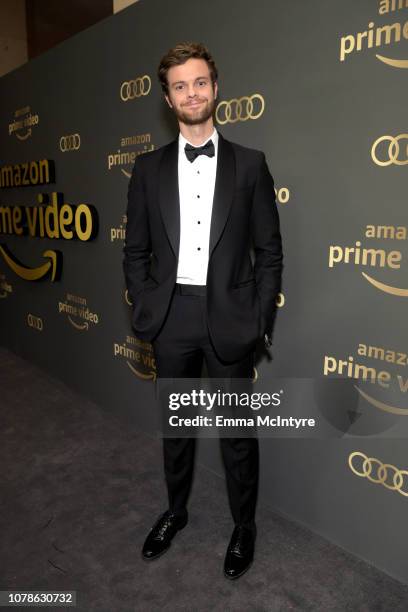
[27,314,43,331]
[59,134,81,152]
[371,134,408,166]
[348,451,408,497]
[215,94,265,124]
[120,75,151,101]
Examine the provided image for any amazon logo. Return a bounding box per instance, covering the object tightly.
[0,244,61,281]
[323,344,408,419]
[114,336,156,382]
[107,134,155,178]
[8,105,39,140]
[0,192,98,282]
[58,294,99,331]
[339,4,408,68]
[328,224,407,297]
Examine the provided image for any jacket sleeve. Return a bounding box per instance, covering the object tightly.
[122,156,151,307]
[251,152,283,338]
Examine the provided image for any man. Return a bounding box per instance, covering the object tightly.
[123,42,283,579]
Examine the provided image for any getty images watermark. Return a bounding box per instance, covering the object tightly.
[167,388,315,430]
[152,377,408,439]
[155,378,319,438]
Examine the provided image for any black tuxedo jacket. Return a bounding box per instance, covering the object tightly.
[123,131,283,362]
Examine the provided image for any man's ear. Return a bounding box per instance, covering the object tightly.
[165,94,173,108]
[214,81,218,100]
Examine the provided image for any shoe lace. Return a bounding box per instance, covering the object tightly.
[230,526,248,555]
[153,513,173,540]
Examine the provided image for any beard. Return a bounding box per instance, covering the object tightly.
[173,97,216,126]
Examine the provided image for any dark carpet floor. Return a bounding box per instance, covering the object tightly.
[1,346,408,612]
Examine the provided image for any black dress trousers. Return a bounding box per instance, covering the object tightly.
[152,284,259,531]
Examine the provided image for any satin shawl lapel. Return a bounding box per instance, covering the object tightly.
[158,132,236,259]
[158,138,180,257]
[209,132,235,256]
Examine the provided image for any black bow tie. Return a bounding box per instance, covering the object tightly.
[184,139,215,163]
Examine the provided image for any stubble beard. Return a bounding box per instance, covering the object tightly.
[173,97,216,126]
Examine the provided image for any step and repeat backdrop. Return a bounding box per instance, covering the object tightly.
[1,0,407,584]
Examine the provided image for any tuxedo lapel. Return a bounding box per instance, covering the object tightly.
[158,131,236,260]
[158,138,180,257]
[209,132,235,256]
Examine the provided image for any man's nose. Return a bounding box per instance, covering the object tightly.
[187,83,198,97]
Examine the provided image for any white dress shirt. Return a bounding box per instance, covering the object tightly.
[176,128,219,285]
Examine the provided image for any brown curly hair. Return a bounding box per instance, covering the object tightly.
[158,42,218,96]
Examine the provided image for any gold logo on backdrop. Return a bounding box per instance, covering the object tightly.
[68,317,88,331]
[0,191,98,281]
[276,292,285,308]
[110,214,126,243]
[375,54,408,67]
[328,225,408,297]
[107,134,154,177]
[216,94,265,124]
[27,313,43,331]
[8,106,40,140]
[323,341,408,415]
[371,134,408,166]
[361,272,408,296]
[0,245,60,281]
[339,2,408,67]
[0,159,54,189]
[58,293,99,330]
[348,451,408,496]
[354,385,408,415]
[127,360,155,380]
[276,187,290,204]
[0,272,12,298]
[59,134,81,152]
[120,76,151,101]
[114,335,156,381]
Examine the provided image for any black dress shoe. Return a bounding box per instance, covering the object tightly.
[141,510,188,561]
[224,525,256,579]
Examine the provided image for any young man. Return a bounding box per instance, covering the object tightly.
[123,42,283,579]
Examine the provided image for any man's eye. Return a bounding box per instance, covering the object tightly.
[198,81,206,86]
[175,84,184,90]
